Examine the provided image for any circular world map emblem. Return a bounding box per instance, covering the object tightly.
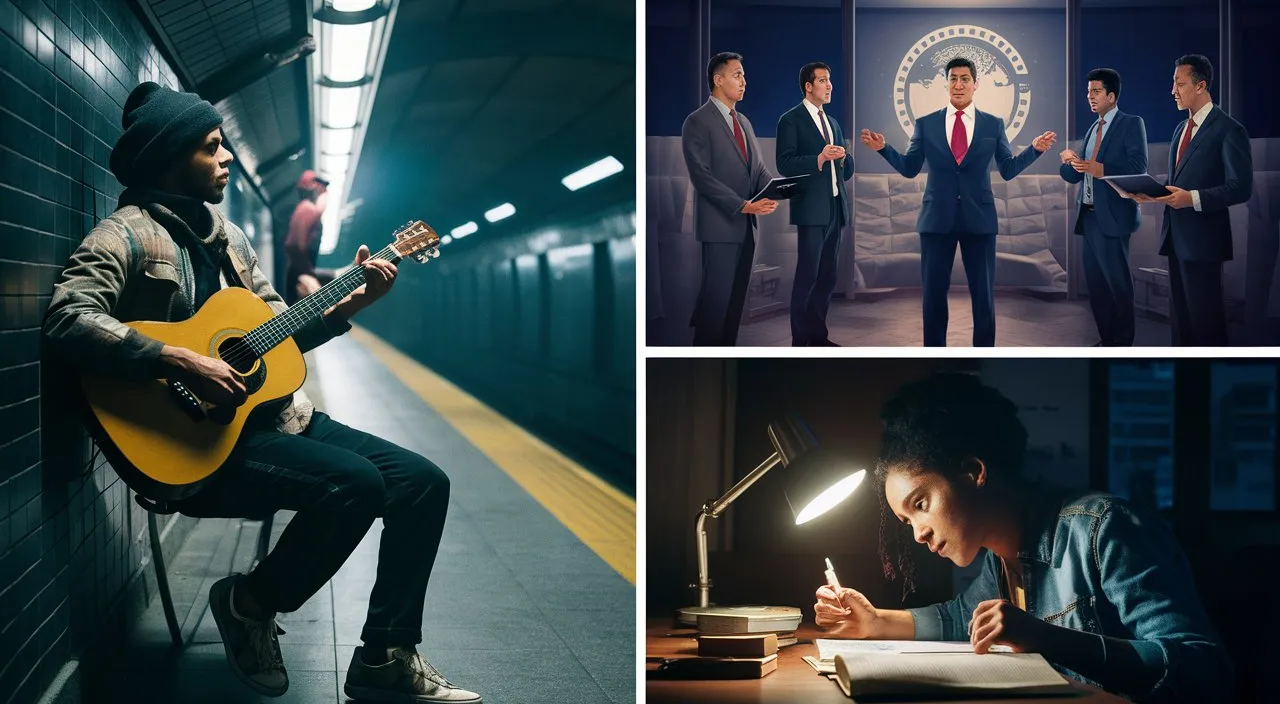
[894,25,1032,143]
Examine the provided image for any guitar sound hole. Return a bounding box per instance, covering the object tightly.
[218,337,258,374]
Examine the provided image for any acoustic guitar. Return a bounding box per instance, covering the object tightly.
[80,220,441,502]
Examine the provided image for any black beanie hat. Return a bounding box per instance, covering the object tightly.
[109,82,224,187]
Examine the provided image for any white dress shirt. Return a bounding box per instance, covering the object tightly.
[803,99,838,196]
[1177,101,1214,212]
[945,103,976,154]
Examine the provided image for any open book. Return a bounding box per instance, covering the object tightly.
[834,652,1075,698]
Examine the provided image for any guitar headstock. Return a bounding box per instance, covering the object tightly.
[391,220,441,263]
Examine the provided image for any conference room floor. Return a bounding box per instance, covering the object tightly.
[81,330,636,704]
[734,290,1240,347]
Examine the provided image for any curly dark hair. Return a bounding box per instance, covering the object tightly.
[873,372,1028,599]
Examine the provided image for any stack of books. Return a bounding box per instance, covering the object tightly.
[647,633,780,679]
[694,606,801,647]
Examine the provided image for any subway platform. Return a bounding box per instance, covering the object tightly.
[79,329,636,704]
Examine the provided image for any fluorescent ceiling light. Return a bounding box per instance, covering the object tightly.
[332,0,377,10]
[325,21,373,83]
[321,153,350,176]
[483,203,515,223]
[319,200,341,255]
[451,221,478,238]
[561,156,624,191]
[546,242,594,266]
[322,127,355,155]
[323,85,361,128]
[441,234,453,245]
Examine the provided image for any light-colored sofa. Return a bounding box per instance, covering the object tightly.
[851,172,1069,293]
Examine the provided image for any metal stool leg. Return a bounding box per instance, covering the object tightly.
[147,510,183,647]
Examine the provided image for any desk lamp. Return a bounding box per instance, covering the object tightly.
[677,415,866,626]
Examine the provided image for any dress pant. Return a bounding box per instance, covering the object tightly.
[691,226,756,346]
[920,229,996,347]
[791,197,845,346]
[1165,241,1229,346]
[1080,207,1135,346]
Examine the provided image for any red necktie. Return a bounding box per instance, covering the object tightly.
[1090,117,1106,160]
[1085,118,1106,202]
[951,110,968,164]
[1176,117,1196,167]
[730,109,747,161]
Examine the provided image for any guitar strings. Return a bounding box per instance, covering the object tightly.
[218,244,404,370]
[224,244,396,367]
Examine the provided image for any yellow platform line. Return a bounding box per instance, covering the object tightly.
[348,326,636,584]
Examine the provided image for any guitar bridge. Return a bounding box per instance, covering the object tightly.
[167,380,207,422]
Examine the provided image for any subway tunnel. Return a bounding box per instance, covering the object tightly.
[0,1,635,703]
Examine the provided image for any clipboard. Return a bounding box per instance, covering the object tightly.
[750,174,810,202]
[1099,173,1171,198]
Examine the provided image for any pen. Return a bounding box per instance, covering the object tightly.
[824,557,842,591]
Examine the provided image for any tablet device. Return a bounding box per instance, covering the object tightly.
[750,174,811,202]
[1099,174,1172,198]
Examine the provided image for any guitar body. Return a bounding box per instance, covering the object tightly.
[81,286,306,501]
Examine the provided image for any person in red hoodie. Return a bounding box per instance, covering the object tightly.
[284,170,336,303]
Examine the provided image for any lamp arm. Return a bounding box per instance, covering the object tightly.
[694,511,711,607]
[704,452,783,518]
[692,452,783,609]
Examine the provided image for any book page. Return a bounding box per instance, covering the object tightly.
[836,652,1073,696]
[816,639,1011,660]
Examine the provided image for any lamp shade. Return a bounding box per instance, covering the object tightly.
[767,415,818,467]
[774,416,866,525]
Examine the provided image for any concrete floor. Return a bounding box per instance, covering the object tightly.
[85,334,635,704]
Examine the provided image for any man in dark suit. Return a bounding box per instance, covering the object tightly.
[682,51,779,346]
[1130,54,1252,346]
[1058,68,1148,346]
[861,57,1057,346]
[776,62,854,346]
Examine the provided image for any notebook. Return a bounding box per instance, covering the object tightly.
[834,652,1075,698]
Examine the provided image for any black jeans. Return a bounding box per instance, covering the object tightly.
[175,411,450,647]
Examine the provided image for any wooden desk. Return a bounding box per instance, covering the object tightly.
[646,618,1130,703]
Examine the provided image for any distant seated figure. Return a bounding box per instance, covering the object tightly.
[284,170,337,303]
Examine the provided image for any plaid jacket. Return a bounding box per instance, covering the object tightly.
[43,201,351,435]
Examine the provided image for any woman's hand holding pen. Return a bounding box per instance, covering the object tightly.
[968,599,1051,654]
[813,585,880,638]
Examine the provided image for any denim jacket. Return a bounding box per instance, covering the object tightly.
[907,486,1231,702]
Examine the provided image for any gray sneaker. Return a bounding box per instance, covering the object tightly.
[208,574,289,697]
[344,646,482,703]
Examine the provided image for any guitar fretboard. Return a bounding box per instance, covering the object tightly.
[242,245,400,355]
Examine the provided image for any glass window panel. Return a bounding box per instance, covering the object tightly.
[1210,364,1277,511]
[1108,362,1175,512]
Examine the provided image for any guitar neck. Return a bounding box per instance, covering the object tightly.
[245,245,400,355]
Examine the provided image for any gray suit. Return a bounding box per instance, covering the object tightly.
[681,98,773,345]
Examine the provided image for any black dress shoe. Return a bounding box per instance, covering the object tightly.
[811,339,841,347]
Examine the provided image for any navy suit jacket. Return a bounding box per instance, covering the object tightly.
[1059,109,1148,237]
[876,108,1043,235]
[775,102,854,226]
[1158,105,1253,262]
